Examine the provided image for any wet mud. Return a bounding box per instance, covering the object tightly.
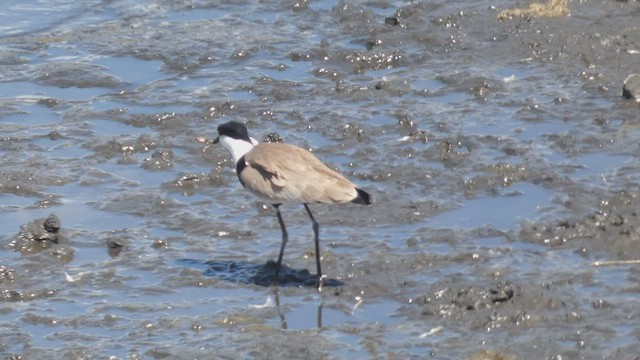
[2,0,640,359]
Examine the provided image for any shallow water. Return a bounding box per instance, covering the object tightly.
[2,0,640,358]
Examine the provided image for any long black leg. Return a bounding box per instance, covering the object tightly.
[303,204,323,290]
[272,286,288,329]
[274,204,288,281]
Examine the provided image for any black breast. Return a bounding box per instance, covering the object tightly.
[235,155,247,187]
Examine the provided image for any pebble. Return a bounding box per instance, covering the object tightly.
[622,74,640,101]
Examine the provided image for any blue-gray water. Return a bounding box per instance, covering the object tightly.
[2,0,640,358]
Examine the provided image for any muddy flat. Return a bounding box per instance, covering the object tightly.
[1,0,640,358]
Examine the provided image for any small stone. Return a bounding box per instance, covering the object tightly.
[107,238,125,257]
[385,17,400,26]
[43,214,60,234]
[38,98,60,108]
[107,239,124,249]
[152,240,168,249]
[622,74,640,101]
[48,131,64,140]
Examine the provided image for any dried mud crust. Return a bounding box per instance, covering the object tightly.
[520,189,640,259]
[416,280,575,331]
[8,214,62,253]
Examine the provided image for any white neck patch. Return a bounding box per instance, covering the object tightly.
[219,135,255,165]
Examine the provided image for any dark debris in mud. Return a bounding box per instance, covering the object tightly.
[1,288,57,303]
[163,171,231,196]
[0,266,15,284]
[141,149,174,170]
[262,132,283,143]
[418,281,518,314]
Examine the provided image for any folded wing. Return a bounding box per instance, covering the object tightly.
[240,143,360,204]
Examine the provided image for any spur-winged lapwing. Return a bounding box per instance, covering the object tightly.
[214,121,371,289]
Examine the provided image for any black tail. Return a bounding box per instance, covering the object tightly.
[352,187,372,205]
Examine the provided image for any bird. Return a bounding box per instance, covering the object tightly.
[213,121,371,289]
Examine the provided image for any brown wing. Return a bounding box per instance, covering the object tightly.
[241,143,359,204]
